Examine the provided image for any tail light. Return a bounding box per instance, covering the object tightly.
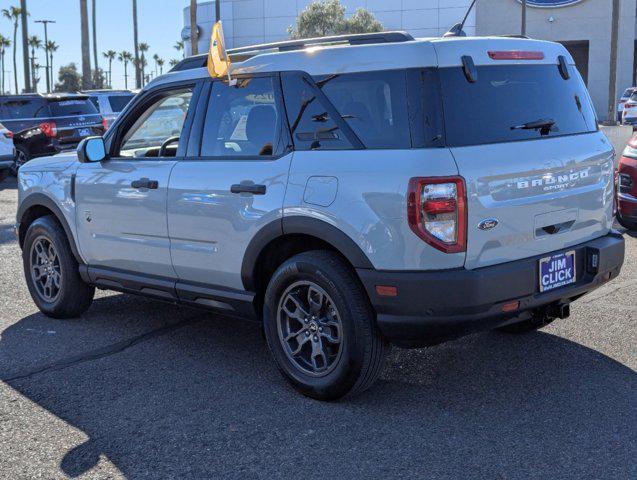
[39,121,57,138]
[408,176,467,253]
[101,117,108,131]
[625,103,637,109]
[3,131,12,139]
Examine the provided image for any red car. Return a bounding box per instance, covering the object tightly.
[617,135,637,230]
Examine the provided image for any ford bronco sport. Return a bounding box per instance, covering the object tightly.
[16,33,624,400]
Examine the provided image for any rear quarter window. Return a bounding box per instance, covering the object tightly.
[317,71,411,149]
[108,95,134,113]
[439,64,597,147]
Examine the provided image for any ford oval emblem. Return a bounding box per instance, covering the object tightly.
[478,218,499,231]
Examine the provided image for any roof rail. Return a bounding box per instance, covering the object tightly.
[169,31,415,72]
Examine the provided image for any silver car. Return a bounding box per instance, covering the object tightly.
[16,33,625,399]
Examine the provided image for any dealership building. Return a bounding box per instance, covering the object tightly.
[184,0,637,120]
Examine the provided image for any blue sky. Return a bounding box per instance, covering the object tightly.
[1,0,191,92]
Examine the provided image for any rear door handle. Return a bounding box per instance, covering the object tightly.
[131,178,159,189]
[230,184,266,195]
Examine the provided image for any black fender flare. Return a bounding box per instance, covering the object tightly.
[17,193,83,263]
[241,216,374,291]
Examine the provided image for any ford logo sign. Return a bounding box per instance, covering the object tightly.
[478,218,499,231]
[516,0,583,7]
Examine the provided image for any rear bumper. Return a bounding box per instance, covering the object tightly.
[358,232,625,348]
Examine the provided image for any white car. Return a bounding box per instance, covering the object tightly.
[0,121,14,182]
[82,90,136,130]
[622,91,637,127]
[618,87,635,122]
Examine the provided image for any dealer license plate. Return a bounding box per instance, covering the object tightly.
[539,251,576,293]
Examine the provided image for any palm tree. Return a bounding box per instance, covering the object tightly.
[46,40,58,87]
[132,0,140,88]
[118,51,133,89]
[27,35,42,92]
[157,57,165,75]
[174,40,185,59]
[102,50,117,86]
[2,6,22,94]
[169,58,179,68]
[79,0,92,89]
[189,0,198,55]
[138,42,149,86]
[91,0,99,73]
[0,35,10,93]
[152,53,159,76]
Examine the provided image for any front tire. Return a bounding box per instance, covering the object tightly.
[23,216,95,318]
[263,251,387,400]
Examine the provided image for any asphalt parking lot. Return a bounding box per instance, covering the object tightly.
[0,175,635,480]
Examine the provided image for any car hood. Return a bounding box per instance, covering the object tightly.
[20,153,78,173]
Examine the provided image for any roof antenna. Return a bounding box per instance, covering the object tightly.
[443,0,478,37]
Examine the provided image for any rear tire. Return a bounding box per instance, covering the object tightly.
[11,147,28,176]
[263,250,387,400]
[23,215,95,318]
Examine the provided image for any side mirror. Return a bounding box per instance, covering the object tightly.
[78,137,106,163]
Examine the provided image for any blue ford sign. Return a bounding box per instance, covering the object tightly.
[518,0,583,6]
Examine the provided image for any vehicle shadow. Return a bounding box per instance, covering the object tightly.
[0,175,17,190]
[0,223,15,245]
[1,295,635,479]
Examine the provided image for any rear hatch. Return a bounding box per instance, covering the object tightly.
[46,96,103,146]
[433,38,614,269]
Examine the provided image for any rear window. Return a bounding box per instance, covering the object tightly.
[622,89,634,99]
[0,98,49,119]
[48,99,98,117]
[439,64,597,147]
[108,94,134,113]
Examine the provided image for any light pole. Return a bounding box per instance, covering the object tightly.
[521,0,527,37]
[216,0,220,22]
[35,19,55,93]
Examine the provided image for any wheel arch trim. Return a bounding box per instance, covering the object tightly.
[17,193,83,264]
[240,216,374,291]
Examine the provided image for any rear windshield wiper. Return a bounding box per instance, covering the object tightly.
[511,119,556,136]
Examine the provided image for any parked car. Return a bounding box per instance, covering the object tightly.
[621,90,637,127]
[16,33,624,400]
[0,93,104,174]
[617,134,637,230]
[0,121,14,182]
[617,87,635,123]
[82,89,135,130]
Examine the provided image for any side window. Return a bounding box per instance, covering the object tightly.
[117,88,193,158]
[200,77,284,157]
[281,73,354,151]
[317,70,411,149]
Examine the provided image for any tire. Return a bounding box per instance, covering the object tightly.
[22,215,95,319]
[11,147,28,176]
[496,316,554,334]
[617,213,637,231]
[0,169,7,183]
[263,250,387,401]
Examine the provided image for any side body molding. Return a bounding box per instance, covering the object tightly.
[240,216,374,291]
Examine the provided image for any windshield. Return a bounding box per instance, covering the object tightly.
[48,99,98,117]
[439,64,597,147]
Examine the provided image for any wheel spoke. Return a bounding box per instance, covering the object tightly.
[307,286,324,314]
[282,293,309,320]
[310,339,327,371]
[291,334,310,356]
[319,329,340,344]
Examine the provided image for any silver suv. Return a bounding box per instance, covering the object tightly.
[16,33,625,400]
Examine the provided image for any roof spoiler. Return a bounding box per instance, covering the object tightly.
[169,31,415,72]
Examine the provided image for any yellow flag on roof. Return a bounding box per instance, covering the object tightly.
[207,21,231,79]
